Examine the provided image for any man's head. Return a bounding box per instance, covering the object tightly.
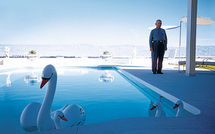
[155,19,162,29]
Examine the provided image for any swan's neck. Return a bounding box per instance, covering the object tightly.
[37,74,57,131]
[176,104,184,117]
[54,117,61,129]
[155,105,162,117]
[41,74,57,115]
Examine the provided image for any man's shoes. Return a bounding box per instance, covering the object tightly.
[157,72,163,74]
[153,72,156,74]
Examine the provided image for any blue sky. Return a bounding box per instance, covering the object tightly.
[0,0,214,47]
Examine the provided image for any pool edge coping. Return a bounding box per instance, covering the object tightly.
[116,66,201,116]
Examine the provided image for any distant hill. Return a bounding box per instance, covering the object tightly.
[0,44,215,57]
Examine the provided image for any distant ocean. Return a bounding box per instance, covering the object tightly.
[0,44,215,57]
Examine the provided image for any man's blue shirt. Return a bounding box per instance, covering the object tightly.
[149,28,167,47]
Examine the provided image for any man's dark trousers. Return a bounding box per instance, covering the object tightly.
[151,42,165,73]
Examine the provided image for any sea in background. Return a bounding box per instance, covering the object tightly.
[0,44,215,58]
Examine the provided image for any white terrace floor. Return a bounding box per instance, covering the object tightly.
[31,65,214,134]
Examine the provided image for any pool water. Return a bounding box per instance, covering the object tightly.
[0,66,177,133]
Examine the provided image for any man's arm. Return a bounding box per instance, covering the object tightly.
[149,31,153,52]
[164,30,167,51]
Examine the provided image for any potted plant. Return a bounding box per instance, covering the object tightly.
[26,50,39,60]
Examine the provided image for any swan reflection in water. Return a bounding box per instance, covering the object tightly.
[99,71,114,83]
[24,74,41,85]
[148,101,156,117]
[150,101,166,117]
[1,72,12,87]
[6,73,11,87]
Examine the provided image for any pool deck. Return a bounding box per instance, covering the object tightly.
[30,65,215,134]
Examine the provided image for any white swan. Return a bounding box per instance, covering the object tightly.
[54,110,68,129]
[52,104,86,128]
[36,64,58,131]
[21,64,86,132]
[38,65,86,129]
[173,100,184,117]
[20,64,60,132]
[150,101,163,117]
[60,104,86,128]
[51,104,68,120]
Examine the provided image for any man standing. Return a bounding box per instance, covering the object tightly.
[149,19,167,74]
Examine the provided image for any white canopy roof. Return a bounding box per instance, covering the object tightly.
[148,25,179,30]
[181,16,214,25]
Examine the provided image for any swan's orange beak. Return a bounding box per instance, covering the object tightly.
[173,104,179,109]
[150,106,156,110]
[40,79,49,89]
[61,116,68,121]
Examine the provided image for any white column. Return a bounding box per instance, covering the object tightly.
[186,0,197,76]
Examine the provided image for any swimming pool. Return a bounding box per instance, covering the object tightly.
[0,66,199,134]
